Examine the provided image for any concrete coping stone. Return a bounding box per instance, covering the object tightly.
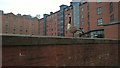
[1,34,119,46]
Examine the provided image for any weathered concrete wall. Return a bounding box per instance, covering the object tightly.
[2,34,119,67]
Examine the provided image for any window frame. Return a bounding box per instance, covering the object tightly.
[109,2,113,13]
[97,18,103,26]
[81,14,84,19]
[110,14,114,22]
[97,7,102,15]
[81,7,84,12]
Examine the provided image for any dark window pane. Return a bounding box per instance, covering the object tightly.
[109,2,113,13]
[97,7,102,14]
[97,18,102,25]
[110,14,114,22]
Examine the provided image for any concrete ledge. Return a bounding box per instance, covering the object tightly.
[103,21,120,26]
[2,34,119,46]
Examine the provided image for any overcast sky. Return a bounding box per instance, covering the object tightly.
[0,0,71,18]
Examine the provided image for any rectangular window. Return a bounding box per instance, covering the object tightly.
[97,18,103,25]
[88,14,90,19]
[51,29,53,31]
[81,8,84,12]
[110,14,114,22]
[82,22,84,28]
[26,30,28,32]
[13,28,16,34]
[94,30,104,38]
[20,30,22,32]
[81,14,84,18]
[97,7,102,14]
[13,29,16,31]
[5,25,8,33]
[109,2,113,13]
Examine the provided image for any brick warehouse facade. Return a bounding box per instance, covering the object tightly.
[1,2,120,39]
[2,13,39,35]
[46,12,59,36]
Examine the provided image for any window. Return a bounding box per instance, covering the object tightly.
[13,29,16,34]
[110,14,114,22]
[97,18,103,25]
[97,30,104,38]
[97,7,102,14]
[91,30,104,38]
[87,5,89,10]
[20,30,22,32]
[26,30,28,32]
[82,22,84,28]
[6,24,8,27]
[81,15,84,18]
[5,25,9,33]
[81,8,84,12]
[20,26,22,28]
[109,2,113,13]
[51,29,53,31]
[13,28,16,30]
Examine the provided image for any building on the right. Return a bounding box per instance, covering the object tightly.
[64,2,120,39]
[88,2,119,39]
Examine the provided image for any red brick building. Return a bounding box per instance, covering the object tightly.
[2,12,39,36]
[1,2,120,39]
[79,2,89,32]
[88,2,119,30]
[46,12,59,36]
[82,2,120,39]
[64,2,120,39]
[39,18,44,36]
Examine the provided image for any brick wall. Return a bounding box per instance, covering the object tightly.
[104,23,120,39]
[39,18,44,36]
[46,12,58,36]
[2,35,119,67]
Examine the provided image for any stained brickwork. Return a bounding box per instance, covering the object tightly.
[2,35,119,66]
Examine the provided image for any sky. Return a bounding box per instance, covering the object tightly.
[0,0,71,18]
